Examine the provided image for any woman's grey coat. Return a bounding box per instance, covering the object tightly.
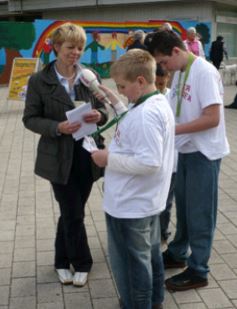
[23,61,108,184]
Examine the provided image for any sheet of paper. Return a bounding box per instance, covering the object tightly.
[66,102,97,141]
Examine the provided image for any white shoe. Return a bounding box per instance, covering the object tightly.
[55,269,73,285]
[73,272,88,287]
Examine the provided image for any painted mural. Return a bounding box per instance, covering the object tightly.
[0,19,211,84]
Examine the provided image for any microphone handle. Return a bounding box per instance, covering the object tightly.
[89,84,112,106]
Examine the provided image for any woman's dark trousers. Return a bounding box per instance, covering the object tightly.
[52,142,93,272]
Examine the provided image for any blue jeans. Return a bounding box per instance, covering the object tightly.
[106,213,164,309]
[168,152,221,278]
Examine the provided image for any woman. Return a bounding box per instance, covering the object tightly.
[23,23,108,286]
[127,29,147,51]
[183,27,205,58]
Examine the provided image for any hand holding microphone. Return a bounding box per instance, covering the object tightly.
[79,69,128,115]
[79,69,110,104]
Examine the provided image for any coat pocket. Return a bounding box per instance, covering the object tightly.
[38,136,58,156]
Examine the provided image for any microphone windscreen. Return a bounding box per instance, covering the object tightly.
[79,69,97,87]
[79,68,112,106]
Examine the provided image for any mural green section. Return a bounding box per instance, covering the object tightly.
[196,23,210,57]
[83,62,111,79]
[0,22,36,84]
[0,22,35,50]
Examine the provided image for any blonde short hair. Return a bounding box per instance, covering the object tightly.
[110,49,156,84]
[51,22,87,54]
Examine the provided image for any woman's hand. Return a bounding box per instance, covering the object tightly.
[57,120,81,135]
[91,149,108,167]
[84,109,101,124]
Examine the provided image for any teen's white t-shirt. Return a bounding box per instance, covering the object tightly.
[103,94,175,219]
[169,57,230,160]
[165,88,178,172]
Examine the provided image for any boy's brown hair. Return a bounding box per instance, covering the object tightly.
[147,29,186,56]
[110,49,156,84]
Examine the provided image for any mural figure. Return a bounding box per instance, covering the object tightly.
[85,31,105,65]
[123,30,135,49]
[40,38,53,65]
[106,32,124,62]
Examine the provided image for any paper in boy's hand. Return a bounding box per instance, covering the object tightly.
[82,136,99,153]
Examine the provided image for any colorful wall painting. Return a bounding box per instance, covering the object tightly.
[0,19,211,85]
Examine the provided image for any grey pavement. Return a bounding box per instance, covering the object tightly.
[0,80,237,309]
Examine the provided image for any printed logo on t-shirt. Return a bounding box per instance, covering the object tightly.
[114,127,121,145]
[182,84,191,102]
[170,87,177,100]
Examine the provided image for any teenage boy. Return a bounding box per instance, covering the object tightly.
[148,30,230,291]
[92,49,175,309]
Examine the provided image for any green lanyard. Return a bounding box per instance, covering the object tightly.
[91,110,127,138]
[176,53,195,117]
[134,90,159,106]
[91,90,159,137]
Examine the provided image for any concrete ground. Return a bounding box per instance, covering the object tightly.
[0,81,237,309]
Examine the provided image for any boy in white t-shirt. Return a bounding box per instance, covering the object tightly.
[92,49,175,309]
[148,30,230,292]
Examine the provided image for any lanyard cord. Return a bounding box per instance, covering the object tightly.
[91,90,159,137]
[91,110,127,138]
[176,53,196,117]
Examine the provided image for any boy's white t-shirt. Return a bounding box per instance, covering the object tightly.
[103,94,175,219]
[164,88,178,173]
[169,57,230,160]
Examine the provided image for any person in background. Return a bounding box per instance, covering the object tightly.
[155,64,177,243]
[183,27,205,58]
[148,29,229,292]
[127,29,147,51]
[209,35,228,70]
[225,80,237,109]
[22,23,108,287]
[161,22,173,31]
[92,49,175,309]
[155,63,171,95]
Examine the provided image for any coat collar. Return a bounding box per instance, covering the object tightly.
[40,61,74,108]
[40,60,60,85]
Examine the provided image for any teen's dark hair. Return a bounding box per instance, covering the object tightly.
[147,29,186,56]
[144,32,156,47]
[156,63,169,77]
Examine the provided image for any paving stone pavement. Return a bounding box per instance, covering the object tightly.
[0,80,237,309]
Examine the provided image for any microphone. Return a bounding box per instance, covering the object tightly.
[79,68,128,115]
[79,69,110,104]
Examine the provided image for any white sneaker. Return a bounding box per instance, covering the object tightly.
[73,272,88,287]
[55,269,73,285]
